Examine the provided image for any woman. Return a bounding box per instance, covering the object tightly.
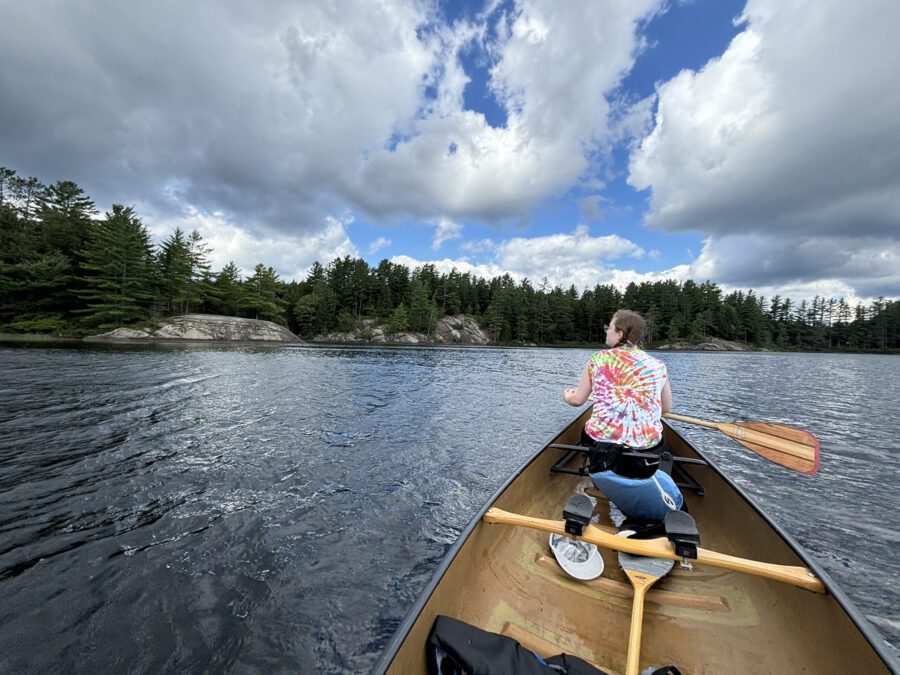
[563,309,681,522]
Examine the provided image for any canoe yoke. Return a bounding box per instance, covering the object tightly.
[548,443,709,496]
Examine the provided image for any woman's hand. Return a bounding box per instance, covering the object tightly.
[563,364,592,407]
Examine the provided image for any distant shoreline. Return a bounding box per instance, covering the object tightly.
[1,332,897,355]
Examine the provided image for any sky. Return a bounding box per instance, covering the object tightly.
[1,0,898,304]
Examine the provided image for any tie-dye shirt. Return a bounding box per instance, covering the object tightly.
[584,346,668,449]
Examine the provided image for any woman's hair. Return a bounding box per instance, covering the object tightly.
[611,309,645,346]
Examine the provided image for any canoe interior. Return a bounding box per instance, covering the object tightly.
[382,410,892,674]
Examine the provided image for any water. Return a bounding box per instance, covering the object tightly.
[0,344,897,672]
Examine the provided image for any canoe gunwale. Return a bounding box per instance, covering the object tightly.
[371,412,900,674]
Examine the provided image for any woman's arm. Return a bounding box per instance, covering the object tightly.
[661,379,673,415]
[563,364,592,407]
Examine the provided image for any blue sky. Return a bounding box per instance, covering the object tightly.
[1,0,897,303]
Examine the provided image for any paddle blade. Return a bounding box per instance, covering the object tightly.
[722,422,820,475]
[618,552,675,578]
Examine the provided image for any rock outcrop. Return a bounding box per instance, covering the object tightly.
[432,315,490,345]
[312,314,490,345]
[655,337,750,351]
[90,314,301,342]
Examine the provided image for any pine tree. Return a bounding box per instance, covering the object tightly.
[239,264,285,323]
[408,278,435,333]
[182,229,214,313]
[39,180,97,258]
[212,261,242,315]
[158,228,192,314]
[386,303,409,337]
[78,204,156,326]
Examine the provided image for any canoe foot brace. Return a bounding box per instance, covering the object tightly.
[665,511,700,569]
[563,494,594,536]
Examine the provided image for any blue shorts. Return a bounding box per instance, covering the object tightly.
[590,469,684,522]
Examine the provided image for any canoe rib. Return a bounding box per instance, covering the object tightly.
[535,555,730,612]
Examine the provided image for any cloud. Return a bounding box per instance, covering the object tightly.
[368,236,392,255]
[685,235,900,300]
[0,0,438,235]
[348,0,665,222]
[460,238,496,254]
[142,203,358,281]
[0,0,665,240]
[390,255,510,282]
[628,0,900,240]
[391,249,690,293]
[431,217,463,250]
[496,224,644,272]
[393,224,654,290]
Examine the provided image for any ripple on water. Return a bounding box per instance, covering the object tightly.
[0,344,897,671]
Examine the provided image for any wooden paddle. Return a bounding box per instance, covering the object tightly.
[483,507,826,592]
[619,551,674,675]
[663,413,820,475]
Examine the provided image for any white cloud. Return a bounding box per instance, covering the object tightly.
[390,255,510,282]
[0,0,438,234]
[431,217,463,250]
[628,0,900,239]
[368,236,392,255]
[684,234,900,300]
[351,0,665,221]
[391,250,690,293]
[496,224,644,271]
[393,224,657,290]
[0,0,666,238]
[460,238,496,254]
[146,204,358,281]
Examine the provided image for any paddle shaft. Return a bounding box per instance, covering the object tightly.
[483,508,825,593]
[624,569,658,675]
[662,412,820,474]
[664,413,810,460]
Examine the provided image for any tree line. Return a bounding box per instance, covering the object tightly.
[1,166,897,350]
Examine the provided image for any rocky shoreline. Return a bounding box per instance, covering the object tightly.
[311,314,489,346]
[87,314,301,343]
[654,337,754,351]
[2,315,761,351]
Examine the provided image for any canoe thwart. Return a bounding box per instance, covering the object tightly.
[484,507,826,594]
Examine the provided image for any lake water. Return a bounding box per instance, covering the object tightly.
[0,343,897,672]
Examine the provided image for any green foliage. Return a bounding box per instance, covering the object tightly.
[7,315,68,333]
[386,303,409,336]
[2,164,899,349]
[239,263,285,323]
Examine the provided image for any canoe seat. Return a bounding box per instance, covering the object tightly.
[548,443,708,495]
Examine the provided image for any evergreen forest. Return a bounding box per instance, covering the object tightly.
[1,167,898,350]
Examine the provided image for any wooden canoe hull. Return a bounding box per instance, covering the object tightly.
[374,410,897,674]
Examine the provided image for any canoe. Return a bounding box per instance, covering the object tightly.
[372,409,898,674]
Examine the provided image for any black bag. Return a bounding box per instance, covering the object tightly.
[427,615,608,675]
